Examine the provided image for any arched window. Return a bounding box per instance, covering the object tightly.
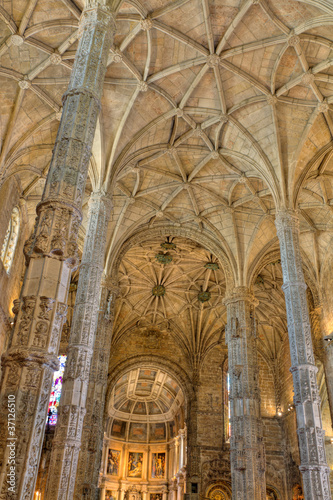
[0,207,20,273]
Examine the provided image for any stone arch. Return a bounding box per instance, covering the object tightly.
[105,354,195,426]
[106,223,236,292]
[201,460,231,498]
[248,245,320,306]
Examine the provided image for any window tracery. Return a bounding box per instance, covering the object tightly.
[0,206,20,273]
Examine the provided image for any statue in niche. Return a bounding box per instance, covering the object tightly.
[292,484,304,500]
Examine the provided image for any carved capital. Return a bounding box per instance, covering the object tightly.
[275,208,299,235]
[2,347,59,371]
[24,200,82,268]
[223,286,258,307]
[80,2,116,34]
[88,190,112,212]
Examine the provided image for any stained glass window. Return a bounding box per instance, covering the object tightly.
[48,355,66,425]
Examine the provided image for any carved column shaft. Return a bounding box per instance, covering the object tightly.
[275,210,331,500]
[315,304,333,428]
[74,278,119,500]
[44,192,111,500]
[0,3,115,498]
[224,287,266,500]
[323,344,333,428]
[185,394,200,496]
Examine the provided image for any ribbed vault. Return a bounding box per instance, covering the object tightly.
[1,0,333,382]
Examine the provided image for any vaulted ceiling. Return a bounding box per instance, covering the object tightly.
[1,0,333,366]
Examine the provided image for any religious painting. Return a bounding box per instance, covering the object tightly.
[128,452,143,478]
[150,494,163,500]
[107,449,121,476]
[151,453,166,478]
[106,491,117,500]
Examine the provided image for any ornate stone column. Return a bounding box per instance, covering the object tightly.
[74,277,120,499]
[44,191,111,499]
[0,2,115,498]
[323,342,333,428]
[176,473,185,500]
[179,429,185,470]
[170,478,177,500]
[185,394,200,500]
[314,303,333,428]
[100,478,106,500]
[275,210,331,500]
[174,436,180,474]
[223,287,266,500]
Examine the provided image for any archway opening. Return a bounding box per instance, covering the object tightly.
[104,367,186,500]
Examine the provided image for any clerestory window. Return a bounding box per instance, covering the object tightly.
[0,206,20,274]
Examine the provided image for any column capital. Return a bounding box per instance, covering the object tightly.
[88,190,113,217]
[275,208,299,233]
[89,190,112,207]
[101,275,120,295]
[81,1,117,31]
[223,286,258,307]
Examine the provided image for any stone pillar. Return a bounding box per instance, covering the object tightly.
[74,278,120,499]
[100,480,106,500]
[162,486,168,500]
[141,484,148,500]
[174,436,180,474]
[315,304,333,429]
[223,287,266,500]
[0,2,115,497]
[44,191,111,499]
[185,394,200,498]
[176,473,184,500]
[179,430,185,470]
[170,479,177,500]
[323,343,333,428]
[275,209,331,499]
